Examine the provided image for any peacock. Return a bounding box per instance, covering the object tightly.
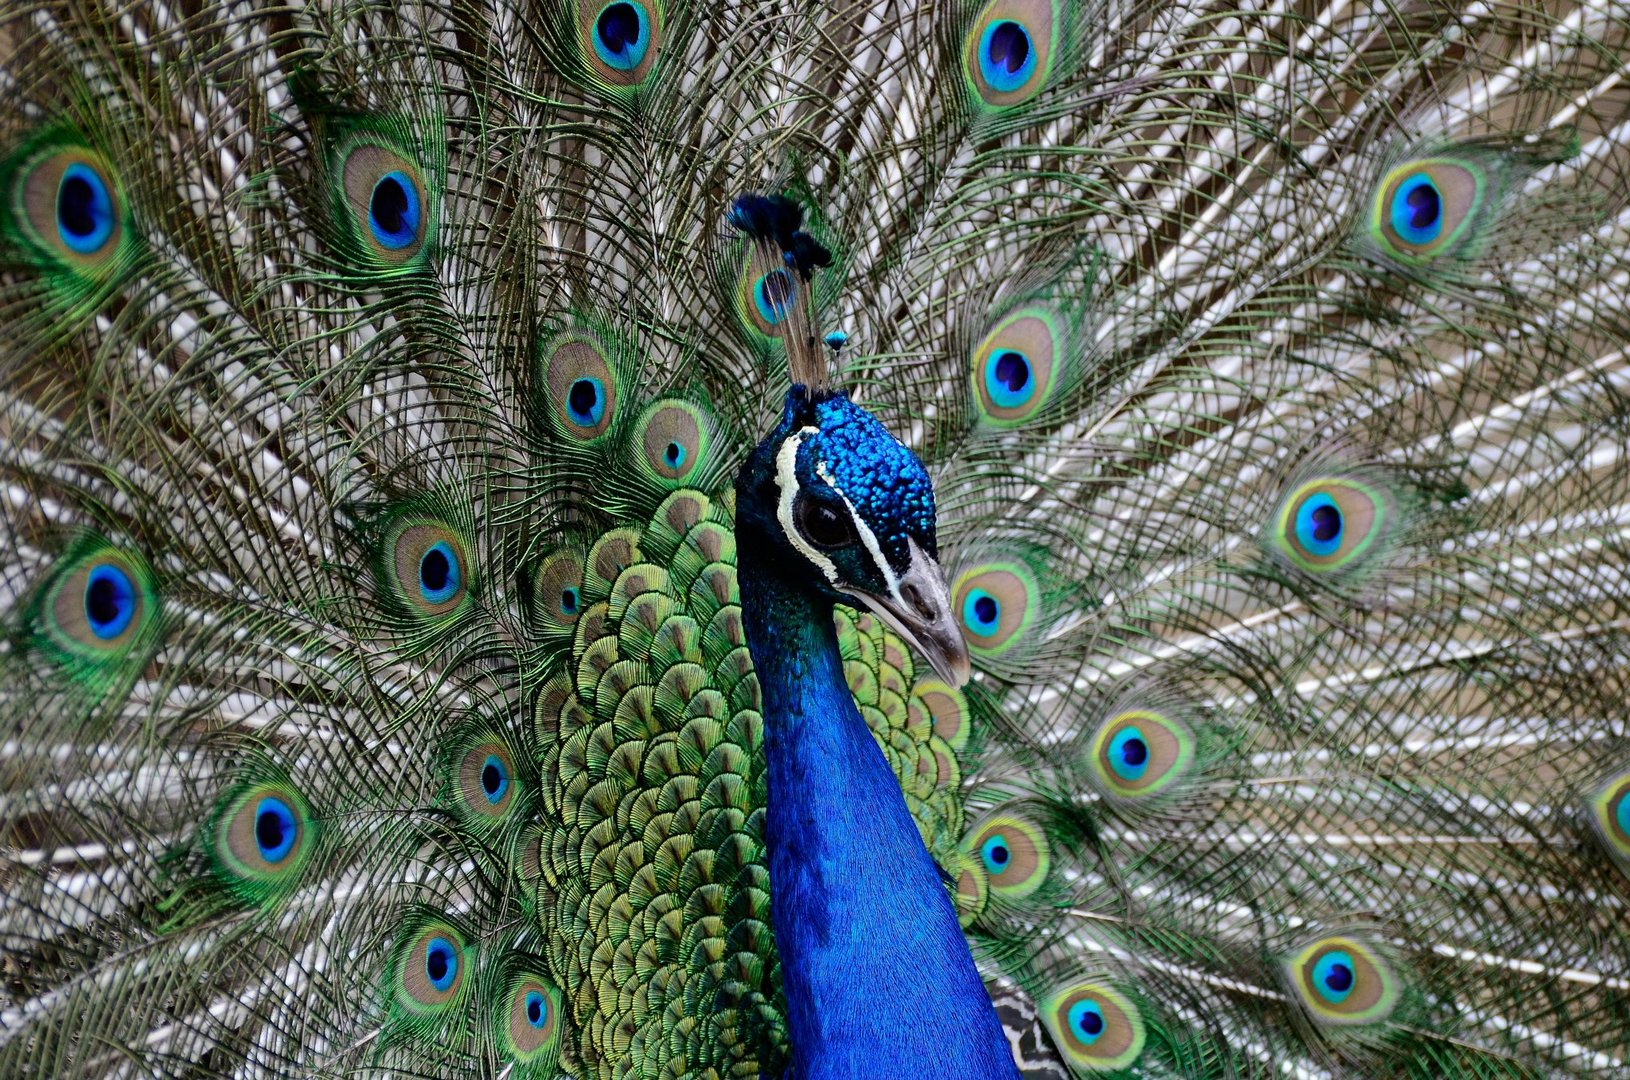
[3,0,1630,1076]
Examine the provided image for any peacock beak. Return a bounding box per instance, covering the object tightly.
[847,538,972,688]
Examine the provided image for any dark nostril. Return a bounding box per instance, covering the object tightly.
[901,582,934,620]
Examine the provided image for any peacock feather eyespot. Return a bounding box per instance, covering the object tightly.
[498,969,565,1073]
[3,132,135,280]
[965,812,1050,900]
[1368,156,1487,264]
[533,549,586,630]
[386,518,473,618]
[206,773,315,904]
[1086,707,1196,802]
[754,270,795,324]
[539,331,620,440]
[1284,936,1401,1026]
[964,1,1062,109]
[1269,474,1397,580]
[391,916,473,1023]
[635,399,714,487]
[443,726,525,830]
[27,541,161,674]
[1586,770,1630,873]
[735,243,799,341]
[969,303,1064,426]
[575,0,664,87]
[952,560,1039,658]
[1040,981,1146,1073]
[337,137,434,268]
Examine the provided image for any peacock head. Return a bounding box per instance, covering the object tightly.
[737,385,971,687]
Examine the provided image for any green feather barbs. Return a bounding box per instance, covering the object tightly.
[1040,981,1146,1074]
[964,0,1063,110]
[1283,936,1402,1027]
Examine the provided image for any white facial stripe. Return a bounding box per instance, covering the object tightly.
[775,427,840,586]
[815,461,900,600]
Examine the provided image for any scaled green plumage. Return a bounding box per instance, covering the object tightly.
[2,0,1629,1078]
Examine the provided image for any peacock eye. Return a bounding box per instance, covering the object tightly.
[576,0,663,88]
[424,936,458,992]
[980,20,1035,92]
[253,797,299,863]
[794,493,858,550]
[339,141,432,266]
[594,2,649,70]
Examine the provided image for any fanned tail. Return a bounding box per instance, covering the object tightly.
[3,1,1629,1078]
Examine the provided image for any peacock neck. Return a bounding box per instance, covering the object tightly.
[738,545,1018,1080]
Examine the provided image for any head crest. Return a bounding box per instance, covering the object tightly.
[730,193,832,390]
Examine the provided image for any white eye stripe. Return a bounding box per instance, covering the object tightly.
[815,461,899,600]
[775,427,839,585]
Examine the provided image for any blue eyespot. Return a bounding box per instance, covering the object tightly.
[424,936,458,992]
[480,754,509,805]
[84,563,137,640]
[979,20,1035,93]
[1312,950,1356,1004]
[1616,794,1630,838]
[566,376,607,428]
[962,589,1001,638]
[253,796,298,863]
[753,270,795,325]
[368,171,421,250]
[593,2,650,71]
[1294,493,1344,557]
[559,586,581,617]
[980,833,1012,874]
[418,541,462,605]
[57,163,115,255]
[983,350,1034,410]
[1067,998,1105,1043]
[524,989,547,1028]
[663,441,687,469]
[1107,727,1149,782]
[1388,172,1442,247]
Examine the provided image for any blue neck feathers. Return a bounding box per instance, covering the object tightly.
[739,545,1018,1080]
